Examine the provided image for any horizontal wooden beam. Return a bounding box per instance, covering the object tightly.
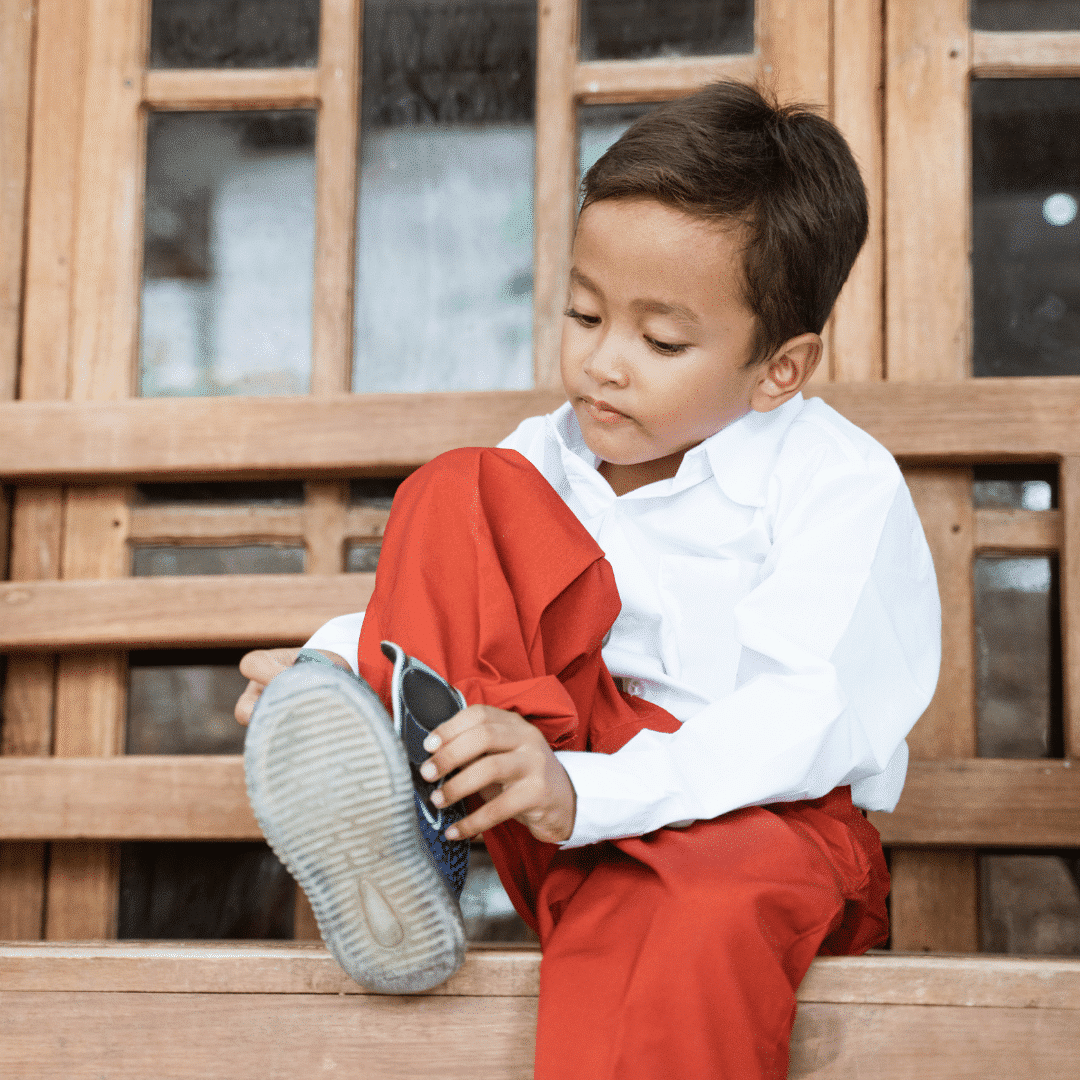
[0,574,375,649]
[575,54,758,104]
[871,759,1080,848]
[2,382,1078,483]
[143,68,320,109]
[974,508,1062,552]
[1,757,1076,848]
[971,31,1080,77]
[126,505,389,543]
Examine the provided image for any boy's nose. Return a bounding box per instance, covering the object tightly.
[582,338,629,388]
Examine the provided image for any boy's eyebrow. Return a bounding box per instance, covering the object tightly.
[569,269,700,327]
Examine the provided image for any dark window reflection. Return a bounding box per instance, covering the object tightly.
[971,1,1080,31]
[981,853,1080,955]
[127,648,248,755]
[150,0,320,68]
[118,841,294,939]
[131,545,305,576]
[353,0,537,393]
[134,481,305,506]
[972,80,1080,377]
[580,0,753,61]
[345,542,381,573]
[974,556,1062,758]
[348,478,405,507]
[972,464,1057,510]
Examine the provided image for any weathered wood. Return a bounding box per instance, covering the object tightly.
[309,0,360,396]
[886,849,979,954]
[759,0,831,108]
[885,0,969,381]
[971,30,1080,77]
[1063,457,1080,760]
[0,0,35,401]
[142,68,320,110]
[0,574,376,649]
[831,0,884,383]
[301,481,349,574]
[0,844,45,940]
[974,508,1062,552]
[4,382,1080,481]
[574,55,758,104]
[126,504,389,542]
[533,0,578,390]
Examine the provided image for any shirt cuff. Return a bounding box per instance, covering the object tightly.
[303,612,366,676]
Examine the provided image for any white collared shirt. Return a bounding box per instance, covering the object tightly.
[306,394,941,848]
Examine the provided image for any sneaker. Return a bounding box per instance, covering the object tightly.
[243,645,469,993]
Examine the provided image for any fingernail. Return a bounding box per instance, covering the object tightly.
[423,734,441,753]
[420,761,437,781]
[430,789,445,808]
[444,826,460,840]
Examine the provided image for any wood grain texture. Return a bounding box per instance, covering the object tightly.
[759,0,831,107]
[301,481,349,574]
[0,573,376,649]
[971,30,1080,77]
[126,504,389,542]
[887,849,979,953]
[830,0,883,383]
[1062,457,1080,759]
[574,55,758,104]
[885,0,969,381]
[974,508,1062,552]
[533,0,578,390]
[0,843,46,940]
[142,68,320,110]
[7,381,1080,480]
[0,0,35,401]
[309,0,360,396]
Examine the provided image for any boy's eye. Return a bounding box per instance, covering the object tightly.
[645,336,689,355]
[564,308,600,327]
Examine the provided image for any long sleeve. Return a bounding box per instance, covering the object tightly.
[555,420,941,848]
[303,611,367,674]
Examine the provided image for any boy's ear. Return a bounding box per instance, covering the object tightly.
[749,333,822,413]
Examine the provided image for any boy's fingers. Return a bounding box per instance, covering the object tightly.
[446,787,530,841]
[234,680,263,725]
[238,646,301,684]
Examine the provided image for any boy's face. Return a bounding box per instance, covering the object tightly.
[561,197,767,494]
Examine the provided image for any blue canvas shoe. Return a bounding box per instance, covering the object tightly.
[243,644,469,993]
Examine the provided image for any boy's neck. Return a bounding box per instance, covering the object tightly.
[598,451,685,496]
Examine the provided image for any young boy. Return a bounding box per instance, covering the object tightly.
[236,81,940,1079]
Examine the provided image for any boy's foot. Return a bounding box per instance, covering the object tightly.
[243,646,468,993]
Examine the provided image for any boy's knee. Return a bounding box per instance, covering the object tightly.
[402,446,542,499]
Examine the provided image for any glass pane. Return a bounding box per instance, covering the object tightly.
[150,0,320,68]
[971,1,1080,31]
[981,854,1080,955]
[345,541,381,573]
[580,0,753,61]
[352,0,536,393]
[972,464,1057,510]
[974,556,1062,758]
[348,478,404,507]
[140,111,316,397]
[127,648,248,755]
[461,845,536,942]
[578,103,653,185]
[972,80,1080,377]
[131,545,305,576]
[134,480,304,505]
[118,841,294,939]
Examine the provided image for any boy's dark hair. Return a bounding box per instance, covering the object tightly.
[581,81,868,365]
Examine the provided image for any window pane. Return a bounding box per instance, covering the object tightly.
[149,0,320,68]
[974,556,1062,758]
[127,648,248,755]
[345,542,381,573]
[131,545,305,576]
[972,464,1057,510]
[118,841,294,939]
[580,0,753,61]
[972,80,1080,377]
[134,480,304,505]
[352,0,536,393]
[578,103,653,184]
[140,111,316,397]
[348,478,404,507]
[981,854,1080,955]
[971,1,1080,31]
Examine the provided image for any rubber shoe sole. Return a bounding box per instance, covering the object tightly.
[243,662,466,993]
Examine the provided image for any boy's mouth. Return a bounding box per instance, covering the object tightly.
[580,396,631,425]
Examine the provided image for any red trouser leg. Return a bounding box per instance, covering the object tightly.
[354,447,889,1080]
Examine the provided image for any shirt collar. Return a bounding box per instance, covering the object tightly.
[547,395,805,507]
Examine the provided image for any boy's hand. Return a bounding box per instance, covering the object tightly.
[420,705,577,845]
[233,647,351,724]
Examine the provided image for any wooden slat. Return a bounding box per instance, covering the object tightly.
[872,759,1080,848]
[128,505,305,542]
[1063,456,1080,760]
[574,55,758,104]
[971,30,1080,77]
[0,0,35,400]
[0,573,375,649]
[142,68,320,110]
[301,480,348,574]
[4,382,1080,481]
[887,850,979,954]
[309,0,360,395]
[759,0,831,109]
[532,0,578,390]
[1,757,1075,847]
[885,0,969,381]
[974,508,1062,552]
[830,0,884,383]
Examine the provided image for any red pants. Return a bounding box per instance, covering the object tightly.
[356,447,890,1080]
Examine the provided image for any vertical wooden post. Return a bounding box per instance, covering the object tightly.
[1061,456,1080,761]
[532,0,579,391]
